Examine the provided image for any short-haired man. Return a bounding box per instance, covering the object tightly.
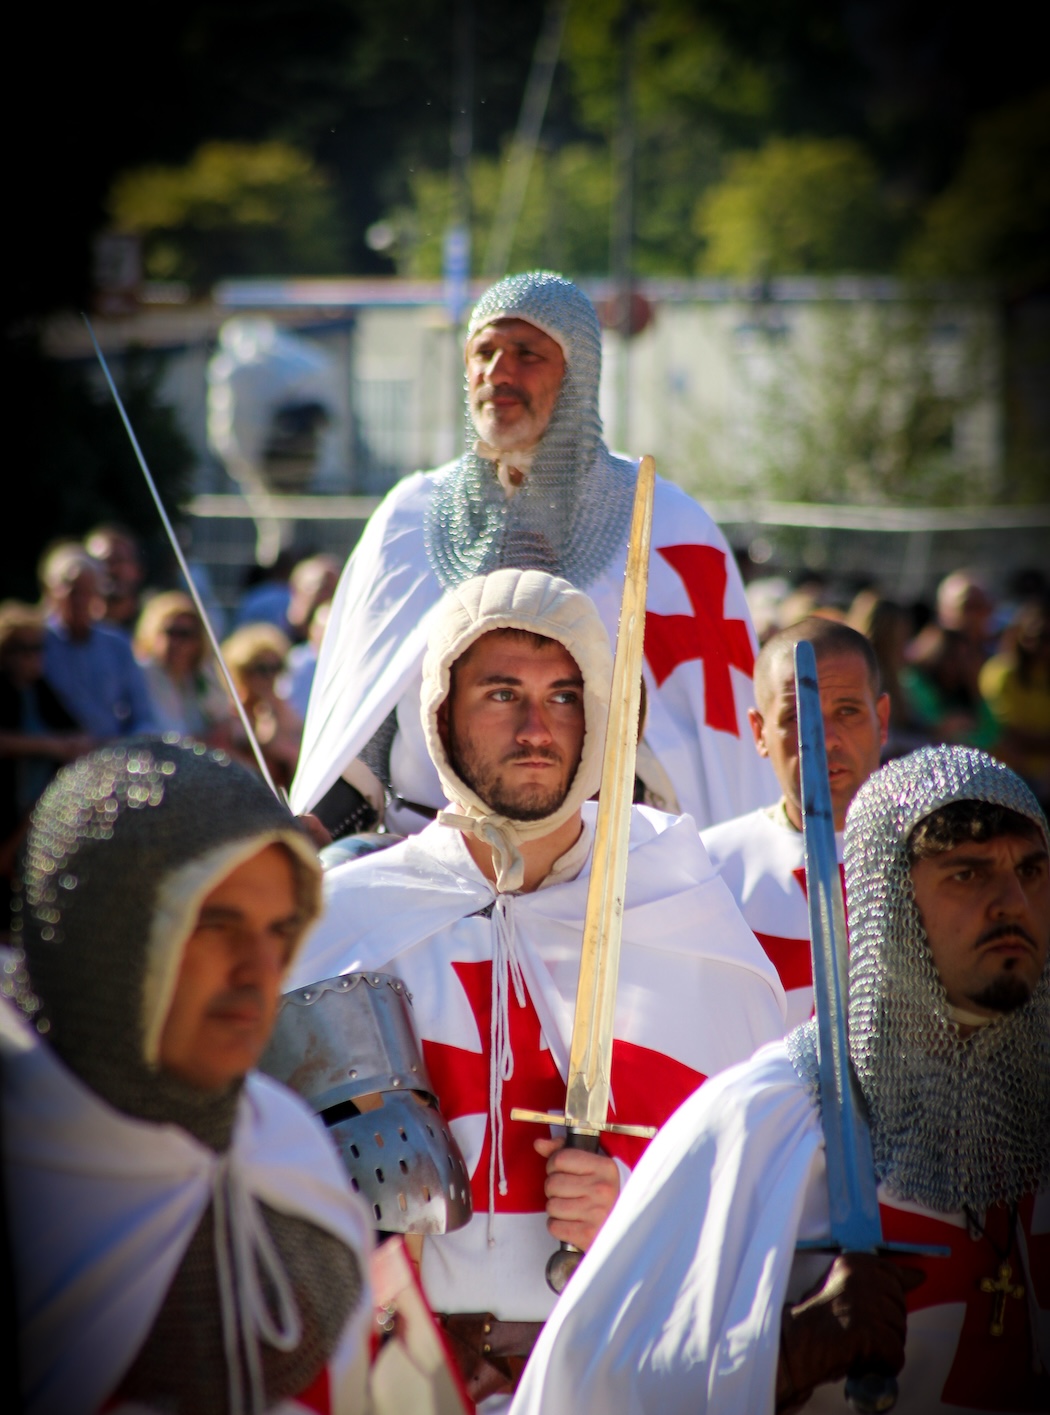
[2,740,372,1415]
[292,271,774,840]
[40,543,155,738]
[513,746,1050,1414]
[290,568,786,1407]
[84,523,146,634]
[701,617,889,1024]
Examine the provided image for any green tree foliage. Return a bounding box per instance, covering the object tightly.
[903,89,1050,289]
[108,142,346,288]
[388,143,612,277]
[1,340,194,600]
[695,138,896,276]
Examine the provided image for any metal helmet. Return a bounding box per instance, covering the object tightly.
[260,972,472,1234]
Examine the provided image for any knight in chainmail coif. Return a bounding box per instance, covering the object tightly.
[291,270,774,841]
[510,744,1050,1415]
[1,737,372,1415]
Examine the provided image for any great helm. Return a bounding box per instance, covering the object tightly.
[260,971,471,1233]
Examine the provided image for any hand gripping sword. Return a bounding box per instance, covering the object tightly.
[793,641,947,1414]
[511,454,659,1294]
[84,315,285,802]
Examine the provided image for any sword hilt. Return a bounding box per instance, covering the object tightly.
[845,1362,897,1414]
[544,1129,601,1294]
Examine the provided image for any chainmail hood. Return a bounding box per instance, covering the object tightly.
[424,270,637,590]
[420,569,612,891]
[788,745,1050,1214]
[10,736,321,1149]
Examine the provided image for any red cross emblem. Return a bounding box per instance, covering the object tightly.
[751,866,847,997]
[644,544,755,736]
[881,1196,1050,1409]
[422,961,706,1211]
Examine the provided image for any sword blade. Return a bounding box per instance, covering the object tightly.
[794,640,883,1252]
[563,455,656,1129]
[83,315,284,803]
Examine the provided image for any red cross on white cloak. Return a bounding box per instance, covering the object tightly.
[422,960,706,1213]
[880,1195,1050,1410]
[643,544,755,736]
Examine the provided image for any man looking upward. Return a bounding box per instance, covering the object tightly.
[292,271,774,841]
[701,617,889,1024]
[288,568,785,1408]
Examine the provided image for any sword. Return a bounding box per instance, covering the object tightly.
[793,641,947,1414]
[83,315,286,803]
[512,454,659,1294]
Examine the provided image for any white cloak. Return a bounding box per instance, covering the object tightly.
[289,465,777,831]
[1,1000,374,1415]
[510,1041,1050,1415]
[289,805,787,1323]
[701,806,845,1028]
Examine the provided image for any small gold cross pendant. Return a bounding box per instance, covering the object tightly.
[979,1260,1025,1337]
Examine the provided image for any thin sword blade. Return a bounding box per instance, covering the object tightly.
[83,315,284,803]
[795,640,883,1252]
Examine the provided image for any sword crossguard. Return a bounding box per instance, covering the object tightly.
[795,1239,951,1259]
[509,1107,658,1140]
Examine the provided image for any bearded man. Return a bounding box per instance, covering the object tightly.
[701,617,889,1025]
[292,271,774,840]
[2,739,372,1415]
[512,745,1050,1414]
[288,568,786,1408]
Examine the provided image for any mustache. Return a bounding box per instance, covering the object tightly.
[503,746,561,764]
[975,923,1038,950]
[475,383,532,408]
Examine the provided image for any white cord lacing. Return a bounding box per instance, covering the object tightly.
[487,896,526,1245]
[213,1155,303,1414]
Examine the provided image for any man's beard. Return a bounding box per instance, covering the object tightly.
[449,734,573,821]
[968,972,1036,1014]
[470,386,545,454]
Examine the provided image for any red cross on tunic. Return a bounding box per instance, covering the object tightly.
[422,961,706,1213]
[881,1195,1050,1410]
[747,864,843,996]
[643,544,755,736]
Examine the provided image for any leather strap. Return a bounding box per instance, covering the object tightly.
[437,1312,544,1404]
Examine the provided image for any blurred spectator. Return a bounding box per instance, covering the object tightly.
[133,591,233,740]
[935,569,994,664]
[847,590,927,756]
[279,600,330,720]
[232,549,296,632]
[40,544,156,738]
[84,524,146,635]
[901,623,999,750]
[221,623,302,789]
[286,553,340,644]
[744,577,791,646]
[979,598,1050,805]
[0,602,95,922]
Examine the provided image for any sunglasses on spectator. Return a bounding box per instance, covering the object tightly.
[162,625,201,641]
[246,659,283,677]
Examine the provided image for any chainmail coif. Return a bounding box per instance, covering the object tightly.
[788,745,1050,1215]
[8,737,362,1413]
[424,270,637,590]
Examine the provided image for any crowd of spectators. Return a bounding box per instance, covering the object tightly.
[2,526,1047,921]
[745,564,1050,809]
[0,529,340,917]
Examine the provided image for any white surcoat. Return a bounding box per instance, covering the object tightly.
[290,466,777,831]
[289,805,787,1324]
